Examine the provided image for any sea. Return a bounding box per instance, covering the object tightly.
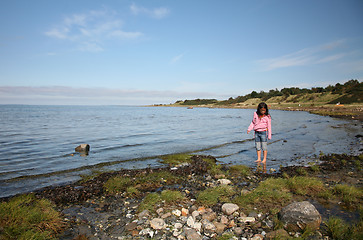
[0,105,361,198]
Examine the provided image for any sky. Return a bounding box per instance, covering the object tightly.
[0,0,362,105]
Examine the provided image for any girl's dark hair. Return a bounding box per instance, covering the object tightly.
[256,102,270,116]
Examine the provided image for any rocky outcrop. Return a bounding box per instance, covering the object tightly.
[279,201,322,232]
[75,144,90,154]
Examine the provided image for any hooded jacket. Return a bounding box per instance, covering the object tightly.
[247,112,272,140]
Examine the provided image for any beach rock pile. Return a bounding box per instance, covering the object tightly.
[59,181,323,240]
[60,197,279,240]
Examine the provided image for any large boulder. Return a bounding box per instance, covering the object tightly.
[279,201,321,232]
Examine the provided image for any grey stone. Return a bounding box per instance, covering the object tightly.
[279,201,322,232]
[150,218,166,230]
[221,203,239,215]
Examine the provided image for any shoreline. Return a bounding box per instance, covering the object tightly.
[1,151,362,239]
[36,153,363,239]
[1,107,362,239]
[150,103,363,121]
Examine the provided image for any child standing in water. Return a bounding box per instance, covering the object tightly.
[247,102,272,163]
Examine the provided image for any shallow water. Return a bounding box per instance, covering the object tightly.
[0,105,360,198]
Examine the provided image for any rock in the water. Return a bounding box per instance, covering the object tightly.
[279,201,321,232]
[222,203,239,215]
[75,144,90,153]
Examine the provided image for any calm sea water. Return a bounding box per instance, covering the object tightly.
[0,105,360,198]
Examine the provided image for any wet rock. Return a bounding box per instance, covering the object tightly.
[75,144,90,153]
[221,203,239,215]
[279,201,322,232]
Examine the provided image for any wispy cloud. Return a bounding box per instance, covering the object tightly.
[130,3,170,19]
[170,53,185,64]
[257,40,347,71]
[45,9,142,52]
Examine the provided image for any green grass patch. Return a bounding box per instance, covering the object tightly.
[332,184,363,208]
[229,165,251,177]
[296,167,308,176]
[197,185,236,206]
[326,216,363,240]
[159,153,192,166]
[216,233,237,240]
[138,192,161,213]
[160,190,185,204]
[139,190,185,213]
[125,186,141,198]
[0,194,64,240]
[104,176,132,194]
[104,170,181,195]
[234,176,329,211]
[287,176,326,196]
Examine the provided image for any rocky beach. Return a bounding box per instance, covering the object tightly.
[24,150,363,240]
[1,107,362,240]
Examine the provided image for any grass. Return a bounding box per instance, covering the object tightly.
[0,194,64,240]
[159,153,192,166]
[332,184,363,208]
[104,175,132,194]
[138,190,185,213]
[229,165,251,177]
[197,185,236,207]
[326,216,363,240]
[296,167,308,176]
[234,176,329,212]
[104,170,181,194]
[216,233,237,240]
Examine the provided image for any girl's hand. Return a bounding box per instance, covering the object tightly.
[247,130,250,134]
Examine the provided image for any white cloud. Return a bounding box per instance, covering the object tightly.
[257,40,347,71]
[130,3,170,19]
[170,53,185,64]
[45,9,142,52]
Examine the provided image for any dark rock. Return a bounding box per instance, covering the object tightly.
[279,201,322,232]
[75,144,90,153]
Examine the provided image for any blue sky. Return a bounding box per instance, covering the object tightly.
[0,0,362,105]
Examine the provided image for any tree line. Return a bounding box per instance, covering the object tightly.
[176,79,362,105]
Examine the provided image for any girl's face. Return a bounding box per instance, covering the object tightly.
[260,108,266,115]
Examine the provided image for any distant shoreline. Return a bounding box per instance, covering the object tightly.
[150,102,363,121]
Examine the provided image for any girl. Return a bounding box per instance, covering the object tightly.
[247,102,271,163]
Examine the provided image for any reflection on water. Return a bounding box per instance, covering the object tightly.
[0,105,361,198]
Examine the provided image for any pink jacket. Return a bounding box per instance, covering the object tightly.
[247,112,272,139]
